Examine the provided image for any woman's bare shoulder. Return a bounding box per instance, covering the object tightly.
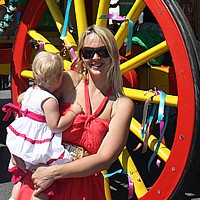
[112,96,134,116]
[54,70,82,99]
[63,70,82,87]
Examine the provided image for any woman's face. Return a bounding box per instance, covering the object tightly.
[81,33,111,75]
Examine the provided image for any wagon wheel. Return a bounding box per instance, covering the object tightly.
[11,0,200,199]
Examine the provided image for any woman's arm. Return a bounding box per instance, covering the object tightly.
[32,96,134,195]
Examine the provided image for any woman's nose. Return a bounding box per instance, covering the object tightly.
[92,52,100,59]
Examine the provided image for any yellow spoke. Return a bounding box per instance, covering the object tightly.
[74,0,88,40]
[119,147,148,198]
[124,87,178,107]
[96,0,110,26]
[130,118,171,162]
[115,0,146,48]
[28,30,72,68]
[45,0,77,52]
[120,41,169,74]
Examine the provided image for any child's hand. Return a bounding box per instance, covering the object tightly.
[70,102,83,115]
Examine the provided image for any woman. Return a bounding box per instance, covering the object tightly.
[18,24,134,199]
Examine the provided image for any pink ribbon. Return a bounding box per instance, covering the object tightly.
[2,103,46,122]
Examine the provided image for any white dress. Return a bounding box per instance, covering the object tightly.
[5,86,73,170]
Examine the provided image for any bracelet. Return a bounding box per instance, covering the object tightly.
[69,109,78,116]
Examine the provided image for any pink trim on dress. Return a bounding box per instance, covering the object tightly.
[8,125,53,144]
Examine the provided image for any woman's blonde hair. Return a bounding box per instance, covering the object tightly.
[32,51,64,88]
[76,24,123,97]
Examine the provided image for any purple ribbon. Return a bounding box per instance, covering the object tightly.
[100,14,134,56]
[103,169,134,199]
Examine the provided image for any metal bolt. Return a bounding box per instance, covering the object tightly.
[137,177,141,182]
[179,135,184,140]
[172,167,176,172]
[157,190,161,195]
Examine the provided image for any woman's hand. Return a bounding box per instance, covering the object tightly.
[32,166,54,196]
[29,163,48,172]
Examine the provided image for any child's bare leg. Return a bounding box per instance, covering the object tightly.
[31,191,49,200]
[9,181,22,200]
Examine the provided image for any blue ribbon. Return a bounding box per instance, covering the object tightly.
[149,104,157,127]
[157,91,166,123]
[103,169,127,178]
[147,91,169,172]
[123,18,133,56]
[60,0,72,40]
[141,98,151,139]
[103,169,134,199]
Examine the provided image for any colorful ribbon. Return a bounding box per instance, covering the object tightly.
[140,98,151,139]
[60,44,77,70]
[100,14,134,56]
[24,39,45,62]
[147,91,169,172]
[156,90,166,123]
[64,45,77,61]
[142,103,157,153]
[60,0,72,40]
[140,89,169,171]
[103,169,134,199]
[38,40,44,51]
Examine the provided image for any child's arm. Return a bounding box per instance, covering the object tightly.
[42,98,82,133]
[17,92,25,104]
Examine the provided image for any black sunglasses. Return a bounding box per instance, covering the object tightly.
[81,46,109,59]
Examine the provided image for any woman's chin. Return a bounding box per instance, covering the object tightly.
[89,67,104,74]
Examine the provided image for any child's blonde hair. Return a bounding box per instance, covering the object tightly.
[32,51,64,88]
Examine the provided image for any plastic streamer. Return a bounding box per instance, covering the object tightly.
[60,0,72,40]
[142,103,157,153]
[24,39,45,61]
[100,14,133,56]
[103,169,134,199]
[61,44,77,70]
[38,40,44,51]
[156,90,166,123]
[140,98,151,139]
[140,89,169,171]
[147,91,169,172]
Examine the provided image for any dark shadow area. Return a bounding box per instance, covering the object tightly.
[0,99,13,183]
[0,147,11,183]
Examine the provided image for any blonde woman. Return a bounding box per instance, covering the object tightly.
[17,25,134,200]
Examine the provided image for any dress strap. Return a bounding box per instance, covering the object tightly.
[84,77,90,115]
[84,77,112,117]
[2,103,46,122]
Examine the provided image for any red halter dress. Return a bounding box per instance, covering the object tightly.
[18,78,111,200]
